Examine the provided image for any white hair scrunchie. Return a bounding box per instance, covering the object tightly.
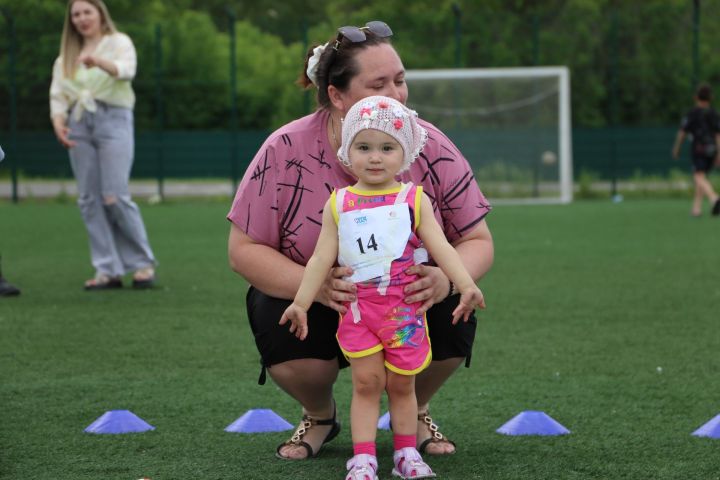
[306,43,328,88]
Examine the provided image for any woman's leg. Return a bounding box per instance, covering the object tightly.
[270,358,339,459]
[415,295,477,454]
[68,114,124,277]
[248,288,346,459]
[95,105,156,274]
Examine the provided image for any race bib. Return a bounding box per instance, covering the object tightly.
[338,203,411,282]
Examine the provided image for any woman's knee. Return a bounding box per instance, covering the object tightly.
[269,358,338,388]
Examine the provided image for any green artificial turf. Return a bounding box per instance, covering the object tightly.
[1,198,719,479]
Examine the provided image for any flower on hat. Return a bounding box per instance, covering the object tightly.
[393,119,404,130]
[378,100,389,109]
[359,106,377,120]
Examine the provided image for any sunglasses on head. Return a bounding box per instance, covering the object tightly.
[333,21,393,50]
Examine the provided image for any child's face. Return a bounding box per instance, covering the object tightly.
[348,129,404,189]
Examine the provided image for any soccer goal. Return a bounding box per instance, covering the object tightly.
[406,67,572,204]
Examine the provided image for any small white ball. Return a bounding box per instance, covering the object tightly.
[541,151,557,165]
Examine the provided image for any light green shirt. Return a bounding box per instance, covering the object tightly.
[50,32,136,121]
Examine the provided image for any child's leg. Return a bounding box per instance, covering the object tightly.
[387,371,436,478]
[345,353,385,480]
[386,370,417,439]
[692,178,703,215]
[350,352,386,449]
[694,171,719,203]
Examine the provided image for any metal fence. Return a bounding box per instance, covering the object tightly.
[0,4,710,202]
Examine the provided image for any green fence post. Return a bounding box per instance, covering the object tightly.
[609,8,620,200]
[154,24,164,200]
[302,18,310,115]
[452,4,462,68]
[692,0,700,90]
[4,9,19,203]
[227,8,239,188]
[531,13,540,198]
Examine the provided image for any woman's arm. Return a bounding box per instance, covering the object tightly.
[228,218,354,312]
[415,195,486,321]
[405,217,493,314]
[79,33,136,79]
[278,202,340,340]
[290,201,340,310]
[49,59,75,148]
[416,195,476,292]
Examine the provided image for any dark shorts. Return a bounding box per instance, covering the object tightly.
[691,156,715,173]
[246,286,477,384]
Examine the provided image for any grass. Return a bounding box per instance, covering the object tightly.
[1,198,719,479]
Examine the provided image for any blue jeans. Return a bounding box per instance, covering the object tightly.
[68,102,156,277]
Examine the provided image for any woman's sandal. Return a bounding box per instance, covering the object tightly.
[132,267,155,289]
[84,274,123,291]
[417,411,456,455]
[275,409,341,460]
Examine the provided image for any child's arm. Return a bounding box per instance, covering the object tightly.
[672,129,686,159]
[416,194,486,324]
[279,199,339,340]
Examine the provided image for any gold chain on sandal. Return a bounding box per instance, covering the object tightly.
[290,417,314,443]
[418,411,456,454]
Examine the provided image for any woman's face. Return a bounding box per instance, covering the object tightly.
[337,43,409,115]
[70,1,103,39]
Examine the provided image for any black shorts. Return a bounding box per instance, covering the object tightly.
[691,156,715,173]
[246,286,478,384]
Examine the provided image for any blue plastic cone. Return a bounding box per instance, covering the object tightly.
[84,410,155,434]
[692,413,720,438]
[378,411,391,430]
[225,409,294,433]
[496,410,570,436]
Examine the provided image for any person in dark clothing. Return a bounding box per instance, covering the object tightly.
[672,83,720,217]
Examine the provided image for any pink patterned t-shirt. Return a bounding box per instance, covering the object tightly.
[227,109,491,266]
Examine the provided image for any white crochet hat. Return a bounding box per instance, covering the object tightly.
[337,96,428,173]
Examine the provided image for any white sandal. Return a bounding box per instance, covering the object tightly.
[345,454,378,480]
[392,447,436,479]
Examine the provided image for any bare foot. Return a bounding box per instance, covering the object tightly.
[417,412,456,455]
[277,421,334,459]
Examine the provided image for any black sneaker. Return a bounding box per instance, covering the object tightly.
[0,277,21,296]
[712,199,720,216]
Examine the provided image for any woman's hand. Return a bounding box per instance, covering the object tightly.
[51,117,76,148]
[403,264,451,315]
[78,53,99,68]
[77,54,118,76]
[316,266,356,314]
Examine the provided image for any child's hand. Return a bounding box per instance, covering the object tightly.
[279,304,309,340]
[451,287,486,324]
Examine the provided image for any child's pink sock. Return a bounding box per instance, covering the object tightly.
[353,441,376,457]
[393,434,416,451]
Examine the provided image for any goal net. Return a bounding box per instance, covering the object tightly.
[406,67,572,204]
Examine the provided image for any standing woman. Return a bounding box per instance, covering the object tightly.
[50,0,157,290]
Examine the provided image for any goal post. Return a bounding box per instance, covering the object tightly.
[406,67,573,204]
